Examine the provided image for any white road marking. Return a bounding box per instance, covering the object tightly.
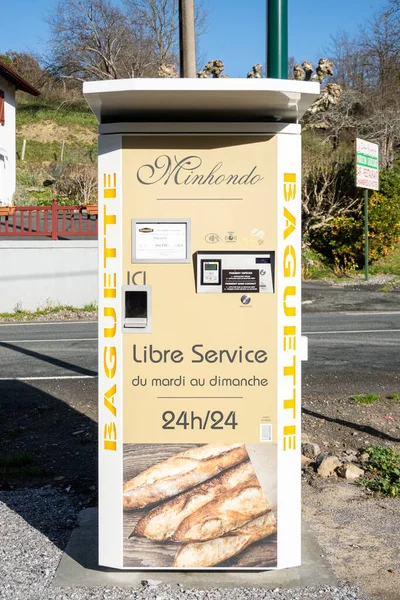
[0,338,97,343]
[0,321,97,327]
[1,330,399,343]
[0,376,97,381]
[322,311,400,317]
[304,329,400,335]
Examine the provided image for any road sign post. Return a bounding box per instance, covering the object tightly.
[364,189,369,281]
[355,138,379,281]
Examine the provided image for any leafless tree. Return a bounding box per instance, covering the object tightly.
[123,0,209,67]
[316,6,400,168]
[48,0,208,81]
[302,144,361,239]
[287,56,296,80]
[125,0,179,65]
[47,0,157,81]
[54,164,98,204]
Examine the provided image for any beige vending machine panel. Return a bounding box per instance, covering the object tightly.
[117,133,293,570]
[88,73,319,573]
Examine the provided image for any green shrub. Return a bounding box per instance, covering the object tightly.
[12,182,33,206]
[311,170,400,274]
[360,445,400,497]
[302,245,334,279]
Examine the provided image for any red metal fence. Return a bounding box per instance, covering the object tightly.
[0,200,98,240]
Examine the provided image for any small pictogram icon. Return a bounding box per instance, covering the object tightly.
[205,233,221,244]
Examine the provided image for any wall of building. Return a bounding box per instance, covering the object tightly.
[0,77,16,206]
[0,241,98,312]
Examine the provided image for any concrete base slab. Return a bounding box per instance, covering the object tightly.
[52,508,337,589]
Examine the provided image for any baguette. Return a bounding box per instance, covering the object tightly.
[135,461,255,541]
[123,443,247,510]
[173,512,277,568]
[172,476,270,542]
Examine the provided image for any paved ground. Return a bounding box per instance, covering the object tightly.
[303,311,400,396]
[53,508,337,589]
[0,321,97,379]
[302,280,400,313]
[0,282,398,599]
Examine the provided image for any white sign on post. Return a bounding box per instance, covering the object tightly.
[355,138,379,190]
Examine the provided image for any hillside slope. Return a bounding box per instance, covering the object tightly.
[15,99,98,205]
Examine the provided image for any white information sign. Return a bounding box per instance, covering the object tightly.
[135,222,187,260]
[355,138,379,191]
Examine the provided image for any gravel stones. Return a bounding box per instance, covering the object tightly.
[302,443,321,459]
[336,465,364,481]
[301,442,367,482]
[0,489,79,600]
[302,455,313,468]
[0,489,376,600]
[317,456,342,478]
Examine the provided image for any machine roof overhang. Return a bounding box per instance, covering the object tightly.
[83,78,320,125]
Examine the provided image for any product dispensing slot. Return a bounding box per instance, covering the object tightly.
[122,285,152,333]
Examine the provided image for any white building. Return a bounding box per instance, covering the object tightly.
[0,60,39,205]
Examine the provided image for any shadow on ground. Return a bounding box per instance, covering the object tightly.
[303,406,400,443]
[0,378,97,551]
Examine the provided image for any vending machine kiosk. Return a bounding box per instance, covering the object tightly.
[84,78,320,571]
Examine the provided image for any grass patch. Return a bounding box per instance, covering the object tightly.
[369,242,400,276]
[378,276,400,292]
[301,242,400,280]
[16,138,66,162]
[83,302,98,311]
[387,393,400,400]
[16,139,97,163]
[359,445,400,497]
[0,303,98,321]
[352,393,381,405]
[302,246,335,280]
[16,98,97,128]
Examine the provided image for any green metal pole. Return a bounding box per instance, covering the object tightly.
[267,0,288,79]
[364,189,369,281]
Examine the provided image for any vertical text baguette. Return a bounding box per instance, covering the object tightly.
[173,512,277,568]
[123,443,248,509]
[135,460,255,540]
[172,475,270,542]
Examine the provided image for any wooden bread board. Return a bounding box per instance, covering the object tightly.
[123,444,277,569]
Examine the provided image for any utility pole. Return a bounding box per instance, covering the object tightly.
[267,0,288,79]
[179,0,197,78]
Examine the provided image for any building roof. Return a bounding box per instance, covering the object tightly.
[83,78,320,125]
[0,59,40,96]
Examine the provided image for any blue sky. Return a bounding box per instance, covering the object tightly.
[1,0,389,77]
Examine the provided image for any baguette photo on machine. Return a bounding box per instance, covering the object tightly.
[123,443,248,510]
[173,512,277,568]
[135,460,256,541]
[172,475,271,542]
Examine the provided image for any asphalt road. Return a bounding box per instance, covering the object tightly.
[0,321,97,379]
[303,311,400,396]
[0,311,399,397]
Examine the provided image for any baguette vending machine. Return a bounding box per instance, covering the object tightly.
[84,79,319,571]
